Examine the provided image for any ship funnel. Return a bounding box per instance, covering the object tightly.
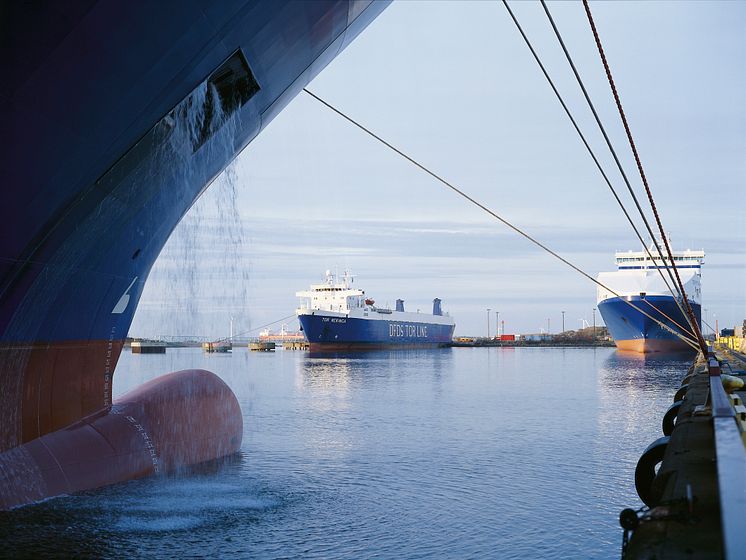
[432,298,442,316]
[396,299,405,312]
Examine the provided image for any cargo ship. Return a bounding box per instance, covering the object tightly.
[258,326,305,344]
[596,244,704,353]
[0,1,388,510]
[296,271,455,350]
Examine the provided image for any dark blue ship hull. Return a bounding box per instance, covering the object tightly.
[299,313,455,350]
[0,1,388,453]
[598,295,701,353]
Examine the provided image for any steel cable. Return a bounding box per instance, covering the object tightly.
[537,0,696,337]
[501,0,696,342]
[302,88,700,351]
[211,313,298,344]
[581,0,708,355]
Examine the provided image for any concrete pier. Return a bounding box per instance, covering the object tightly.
[624,348,746,559]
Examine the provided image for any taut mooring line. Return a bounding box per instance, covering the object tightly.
[582,0,707,355]
[302,88,700,350]
[536,0,696,337]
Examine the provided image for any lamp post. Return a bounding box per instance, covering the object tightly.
[592,307,596,340]
[561,311,565,334]
[487,308,491,339]
[714,313,718,339]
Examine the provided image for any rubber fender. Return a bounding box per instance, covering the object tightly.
[662,401,683,436]
[619,508,639,530]
[680,374,693,386]
[635,436,670,508]
[673,384,689,403]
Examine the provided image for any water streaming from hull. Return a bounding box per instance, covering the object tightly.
[131,82,252,341]
[0,78,248,509]
[0,0,391,510]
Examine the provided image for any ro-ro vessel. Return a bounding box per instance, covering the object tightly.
[296,271,455,350]
[596,245,704,353]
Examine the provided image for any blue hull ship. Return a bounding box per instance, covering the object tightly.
[0,1,388,510]
[598,295,701,353]
[596,246,704,353]
[296,272,455,350]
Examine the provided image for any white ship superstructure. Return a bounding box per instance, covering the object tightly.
[597,247,704,304]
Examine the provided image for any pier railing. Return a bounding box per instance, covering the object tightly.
[708,353,746,559]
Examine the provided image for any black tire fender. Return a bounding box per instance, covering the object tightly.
[635,436,669,507]
[673,384,689,403]
[662,401,683,436]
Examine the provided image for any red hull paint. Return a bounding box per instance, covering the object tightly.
[615,339,694,353]
[0,369,242,510]
[0,340,124,451]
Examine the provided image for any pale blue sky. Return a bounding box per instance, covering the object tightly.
[131,1,745,338]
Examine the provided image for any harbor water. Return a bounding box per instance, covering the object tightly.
[1,347,693,559]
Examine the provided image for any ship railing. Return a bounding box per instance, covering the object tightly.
[707,353,746,558]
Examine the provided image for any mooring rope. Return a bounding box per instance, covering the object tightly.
[535,0,696,336]
[211,313,298,344]
[501,0,695,341]
[581,0,708,355]
[302,88,700,351]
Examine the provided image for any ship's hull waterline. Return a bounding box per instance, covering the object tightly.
[299,313,455,351]
[598,295,701,354]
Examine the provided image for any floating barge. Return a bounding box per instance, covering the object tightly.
[130,340,166,354]
[623,345,746,559]
[249,341,275,352]
[202,341,232,353]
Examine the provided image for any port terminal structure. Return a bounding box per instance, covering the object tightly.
[621,345,746,559]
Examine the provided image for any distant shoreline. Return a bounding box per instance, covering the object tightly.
[448,340,616,348]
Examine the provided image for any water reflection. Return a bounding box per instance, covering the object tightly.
[299,349,453,392]
[601,350,694,390]
[594,349,695,509]
[5,347,691,559]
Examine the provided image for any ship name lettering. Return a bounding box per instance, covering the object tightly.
[389,323,427,338]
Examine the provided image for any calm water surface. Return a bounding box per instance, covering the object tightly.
[1,347,693,559]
